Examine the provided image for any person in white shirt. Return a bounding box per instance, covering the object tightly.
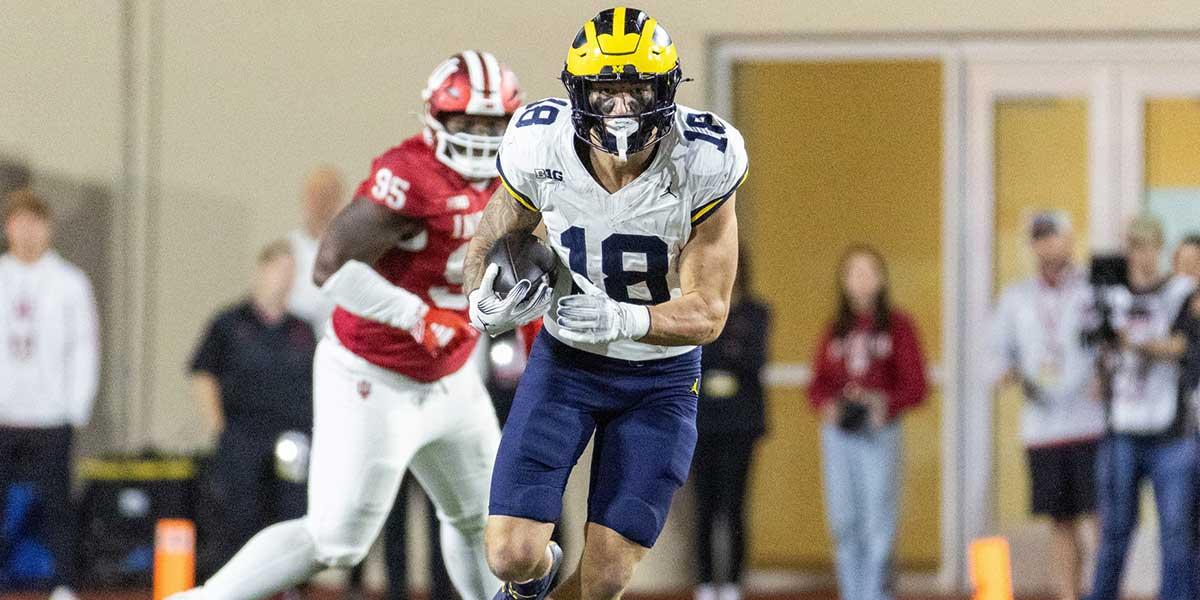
[287,167,346,335]
[990,212,1104,600]
[1089,215,1196,600]
[0,189,99,600]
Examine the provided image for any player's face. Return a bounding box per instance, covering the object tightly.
[3,210,52,260]
[843,253,884,311]
[588,81,655,117]
[442,113,508,137]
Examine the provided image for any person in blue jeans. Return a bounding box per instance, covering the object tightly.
[1088,215,1197,600]
[808,246,929,600]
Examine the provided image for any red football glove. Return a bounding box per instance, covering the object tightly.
[409,307,478,357]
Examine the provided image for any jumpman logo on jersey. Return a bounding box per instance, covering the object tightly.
[662,182,678,200]
[690,378,699,395]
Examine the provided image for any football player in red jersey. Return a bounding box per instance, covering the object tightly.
[170,51,545,600]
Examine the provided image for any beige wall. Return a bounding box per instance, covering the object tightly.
[0,2,122,184]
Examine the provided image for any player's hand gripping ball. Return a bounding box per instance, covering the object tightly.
[485,231,558,295]
[468,232,556,336]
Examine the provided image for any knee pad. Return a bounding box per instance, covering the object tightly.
[306,460,404,568]
[439,511,487,539]
[304,514,374,568]
[591,496,663,548]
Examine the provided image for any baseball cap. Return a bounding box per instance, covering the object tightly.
[1030,211,1071,241]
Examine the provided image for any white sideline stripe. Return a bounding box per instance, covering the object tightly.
[764,362,945,388]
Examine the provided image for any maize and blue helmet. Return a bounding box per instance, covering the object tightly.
[561,7,682,160]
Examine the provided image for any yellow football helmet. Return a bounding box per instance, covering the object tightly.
[561,7,683,158]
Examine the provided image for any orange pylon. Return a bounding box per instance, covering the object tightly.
[153,518,196,600]
[969,537,1014,600]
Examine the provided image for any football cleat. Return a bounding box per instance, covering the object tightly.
[492,541,563,600]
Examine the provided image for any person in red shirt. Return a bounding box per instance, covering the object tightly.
[170,51,526,600]
[808,244,928,600]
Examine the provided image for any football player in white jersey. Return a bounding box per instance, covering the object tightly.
[463,7,747,599]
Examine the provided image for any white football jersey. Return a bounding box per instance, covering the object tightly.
[497,98,748,361]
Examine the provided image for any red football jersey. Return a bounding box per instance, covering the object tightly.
[332,135,497,382]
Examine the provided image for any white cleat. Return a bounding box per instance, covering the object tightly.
[165,587,209,600]
[693,584,717,600]
[49,587,79,600]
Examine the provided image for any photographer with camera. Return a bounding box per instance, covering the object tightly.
[809,245,929,600]
[1088,215,1197,600]
[988,212,1103,600]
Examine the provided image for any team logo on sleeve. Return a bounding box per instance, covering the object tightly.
[535,168,564,181]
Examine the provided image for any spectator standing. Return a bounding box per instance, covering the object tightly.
[808,245,928,600]
[692,250,770,600]
[0,190,99,600]
[1088,215,1196,600]
[190,240,316,574]
[989,212,1103,600]
[288,167,347,335]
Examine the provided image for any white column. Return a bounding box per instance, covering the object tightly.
[113,0,162,451]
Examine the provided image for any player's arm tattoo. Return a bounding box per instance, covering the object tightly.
[641,195,739,346]
[312,196,423,286]
[463,186,542,291]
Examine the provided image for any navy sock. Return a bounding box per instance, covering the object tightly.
[511,577,545,596]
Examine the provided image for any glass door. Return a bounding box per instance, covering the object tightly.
[1120,65,1200,251]
[962,61,1114,596]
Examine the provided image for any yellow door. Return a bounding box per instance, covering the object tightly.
[733,60,943,570]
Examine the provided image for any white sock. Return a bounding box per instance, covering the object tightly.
[203,519,322,600]
[438,515,501,600]
[717,583,742,600]
[695,583,717,600]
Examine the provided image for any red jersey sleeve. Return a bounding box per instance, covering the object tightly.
[808,324,842,411]
[354,146,440,218]
[884,311,929,418]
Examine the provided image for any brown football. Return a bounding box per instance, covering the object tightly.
[485,231,558,298]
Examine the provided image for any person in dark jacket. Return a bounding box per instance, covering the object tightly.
[190,240,316,578]
[692,249,770,600]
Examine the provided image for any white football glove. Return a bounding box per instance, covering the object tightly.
[555,293,650,345]
[468,264,552,337]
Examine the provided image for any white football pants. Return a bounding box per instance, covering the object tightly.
[196,335,502,600]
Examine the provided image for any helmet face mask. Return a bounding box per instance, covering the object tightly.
[426,112,510,180]
[561,8,682,161]
[563,70,681,161]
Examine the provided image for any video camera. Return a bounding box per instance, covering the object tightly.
[1081,253,1128,347]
